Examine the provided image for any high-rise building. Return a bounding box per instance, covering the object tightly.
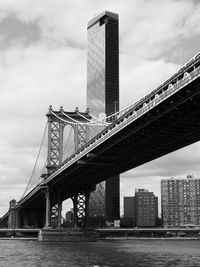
[123,189,158,227]
[161,175,200,227]
[87,11,120,226]
[134,189,158,227]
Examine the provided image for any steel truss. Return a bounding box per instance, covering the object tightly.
[45,106,92,228]
[46,105,91,175]
[72,192,89,228]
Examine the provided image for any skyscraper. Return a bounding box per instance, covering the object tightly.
[161,175,200,227]
[87,11,120,226]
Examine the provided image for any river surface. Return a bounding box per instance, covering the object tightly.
[0,239,200,266]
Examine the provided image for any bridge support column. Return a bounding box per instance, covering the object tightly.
[72,191,90,228]
[50,200,62,229]
[39,189,97,241]
[44,186,51,228]
[8,199,20,229]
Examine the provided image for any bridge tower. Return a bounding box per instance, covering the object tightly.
[44,105,93,229]
[46,105,90,174]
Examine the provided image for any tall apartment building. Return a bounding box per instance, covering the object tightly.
[135,189,158,227]
[161,175,200,227]
[123,189,158,227]
[87,11,120,226]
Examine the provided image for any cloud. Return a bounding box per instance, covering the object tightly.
[0,14,40,49]
[123,142,200,179]
[120,57,179,107]
[0,0,200,216]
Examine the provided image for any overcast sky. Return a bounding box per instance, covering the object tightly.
[0,0,200,216]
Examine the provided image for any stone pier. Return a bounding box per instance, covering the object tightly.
[38,227,97,242]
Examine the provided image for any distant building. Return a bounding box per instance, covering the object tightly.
[135,189,158,227]
[65,210,73,223]
[87,11,120,226]
[123,197,135,227]
[123,189,158,227]
[124,197,135,218]
[161,175,200,227]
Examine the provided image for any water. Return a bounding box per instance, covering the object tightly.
[0,239,200,266]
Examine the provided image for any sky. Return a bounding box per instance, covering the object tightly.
[0,0,200,217]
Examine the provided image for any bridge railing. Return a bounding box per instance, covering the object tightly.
[113,53,200,120]
[45,63,200,184]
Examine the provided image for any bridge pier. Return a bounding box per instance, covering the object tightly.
[8,200,20,229]
[8,200,45,229]
[43,185,63,229]
[44,185,51,228]
[39,188,96,241]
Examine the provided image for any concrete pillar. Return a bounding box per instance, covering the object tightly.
[45,186,51,228]
[15,209,21,228]
[8,199,19,229]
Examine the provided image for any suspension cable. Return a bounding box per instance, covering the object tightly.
[51,110,110,126]
[77,111,92,122]
[35,159,47,185]
[61,110,108,125]
[20,121,48,199]
[61,110,81,123]
[51,110,77,124]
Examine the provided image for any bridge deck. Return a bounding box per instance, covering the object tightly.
[15,56,200,209]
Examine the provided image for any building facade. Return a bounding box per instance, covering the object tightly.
[123,197,135,227]
[161,175,200,227]
[87,11,120,226]
[134,189,158,227]
[123,189,158,227]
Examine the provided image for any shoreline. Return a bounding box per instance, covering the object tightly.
[98,236,200,240]
[0,237,38,240]
[0,237,200,241]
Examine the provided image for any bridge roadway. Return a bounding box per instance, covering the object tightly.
[16,54,200,210]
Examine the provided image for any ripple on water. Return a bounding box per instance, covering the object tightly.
[0,239,200,267]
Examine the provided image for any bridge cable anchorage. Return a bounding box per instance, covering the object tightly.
[20,121,48,200]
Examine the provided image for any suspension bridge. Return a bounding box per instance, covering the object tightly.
[1,51,200,240]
